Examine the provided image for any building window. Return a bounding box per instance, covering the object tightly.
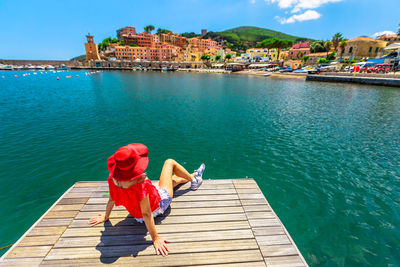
[375,47,379,53]
[369,47,372,53]
[349,47,353,53]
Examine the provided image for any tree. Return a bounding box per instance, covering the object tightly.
[310,40,327,53]
[257,38,293,60]
[327,52,336,61]
[331,33,343,52]
[302,55,310,64]
[181,32,200,38]
[297,51,305,60]
[129,43,138,47]
[398,23,400,35]
[324,41,332,57]
[225,54,232,62]
[157,28,172,34]
[201,54,211,61]
[317,57,328,64]
[215,55,221,61]
[144,25,155,33]
[339,39,348,58]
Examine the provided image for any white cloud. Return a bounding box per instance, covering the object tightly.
[371,30,396,38]
[276,10,321,24]
[266,0,343,13]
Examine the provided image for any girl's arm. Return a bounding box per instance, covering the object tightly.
[140,195,169,256]
[88,198,114,226]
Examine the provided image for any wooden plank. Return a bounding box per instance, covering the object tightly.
[236,188,261,194]
[254,235,291,246]
[86,194,239,204]
[5,246,52,258]
[57,197,88,205]
[17,235,60,247]
[264,255,306,267]
[44,210,79,219]
[240,198,268,206]
[193,262,266,267]
[233,179,256,184]
[248,218,281,228]
[70,213,248,228]
[69,187,100,193]
[259,244,298,257]
[50,204,84,212]
[74,182,105,188]
[245,211,275,219]
[237,193,266,200]
[62,221,250,237]
[243,205,271,212]
[63,192,96,198]
[41,249,264,266]
[75,206,244,219]
[55,229,255,248]
[98,182,236,191]
[252,227,286,236]
[36,218,73,227]
[27,226,67,237]
[0,258,43,266]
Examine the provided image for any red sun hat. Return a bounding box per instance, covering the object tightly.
[107,143,149,181]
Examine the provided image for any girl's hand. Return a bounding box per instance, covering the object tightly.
[153,236,170,256]
[88,213,107,226]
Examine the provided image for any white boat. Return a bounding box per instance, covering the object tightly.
[45,65,55,70]
[263,72,271,77]
[0,64,13,70]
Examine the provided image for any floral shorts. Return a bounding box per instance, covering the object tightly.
[134,185,172,223]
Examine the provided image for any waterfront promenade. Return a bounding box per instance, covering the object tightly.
[0,179,307,266]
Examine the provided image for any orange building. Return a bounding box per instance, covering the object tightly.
[117,26,136,40]
[189,37,221,52]
[115,45,173,61]
[84,35,100,61]
[159,32,187,48]
[123,32,153,47]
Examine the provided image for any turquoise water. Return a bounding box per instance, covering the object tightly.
[0,70,399,265]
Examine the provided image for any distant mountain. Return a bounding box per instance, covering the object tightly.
[203,26,311,52]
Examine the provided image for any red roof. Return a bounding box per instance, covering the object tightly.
[292,41,310,49]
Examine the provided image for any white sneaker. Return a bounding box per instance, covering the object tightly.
[191,163,205,190]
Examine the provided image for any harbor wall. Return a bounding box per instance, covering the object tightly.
[306,75,400,87]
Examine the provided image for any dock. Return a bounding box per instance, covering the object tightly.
[0,179,308,266]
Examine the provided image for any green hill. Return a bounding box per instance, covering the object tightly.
[204,26,311,52]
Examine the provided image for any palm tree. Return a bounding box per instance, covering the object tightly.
[339,39,348,59]
[144,25,155,33]
[324,41,332,57]
[331,33,343,52]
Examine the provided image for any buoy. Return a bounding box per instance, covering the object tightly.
[57,77,60,80]
[76,75,79,77]
[66,76,71,79]
[1,76,4,78]
[14,75,18,77]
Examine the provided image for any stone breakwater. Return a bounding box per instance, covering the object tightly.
[306,75,400,87]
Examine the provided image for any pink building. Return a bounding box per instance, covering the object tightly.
[289,41,310,59]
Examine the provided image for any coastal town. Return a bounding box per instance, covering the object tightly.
[79,25,400,75]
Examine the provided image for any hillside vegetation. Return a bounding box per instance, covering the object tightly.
[203,26,310,51]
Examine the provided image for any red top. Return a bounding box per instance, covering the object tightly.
[108,176,161,219]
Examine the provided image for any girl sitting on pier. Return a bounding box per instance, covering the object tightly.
[88,143,205,256]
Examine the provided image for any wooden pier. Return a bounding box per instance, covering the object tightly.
[0,179,308,266]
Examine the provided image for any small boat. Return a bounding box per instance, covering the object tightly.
[263,73,271,77]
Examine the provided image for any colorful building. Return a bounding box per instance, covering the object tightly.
[189,38,221,52]
[377,34,400,44]
[117,26,136,40]
[122,32,153,47]
[289,41,310,59]
[342,37,387,59]
[245,48,269,60]
[159,32,187,48]
[85,35,100,61]
[115,46,173,61]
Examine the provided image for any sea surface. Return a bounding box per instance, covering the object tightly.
[0,70,399,265]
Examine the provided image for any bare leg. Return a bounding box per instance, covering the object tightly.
[158,159,195,198]
[172,174,195,188]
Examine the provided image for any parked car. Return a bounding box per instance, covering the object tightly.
[374,64,392,73]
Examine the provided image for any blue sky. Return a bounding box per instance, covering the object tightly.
[0,0,398,60]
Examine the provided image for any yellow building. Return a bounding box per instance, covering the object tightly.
[246,48,269,59]
[268,48,279,61]
[85,35,100,61]
[342,37,387,59]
